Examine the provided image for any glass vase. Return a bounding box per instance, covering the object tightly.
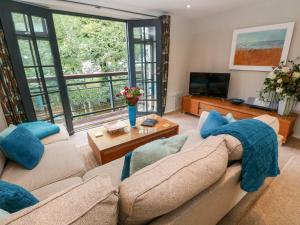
[128,105,137,128]
[278,95,298,116]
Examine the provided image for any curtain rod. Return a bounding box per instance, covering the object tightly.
[54,0,159,18]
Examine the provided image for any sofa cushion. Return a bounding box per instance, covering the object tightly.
[0,180,39,213]
[1,141,86,192]
[31,177,83,201]
[3,176,118,225]
[0,151,6,176]
[127,134,188,178]
[0,126,45,170]
[41,125,69,145]
[83,157,124,187]
[119,136,228,225]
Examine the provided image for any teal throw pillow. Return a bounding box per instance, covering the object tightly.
[18,121,60,139]
[0,124,16,142]
[0,180,39,213]
[129,134,188,176]
[224,113,237,123]
[0,126,44,170]
[200,110,229,138]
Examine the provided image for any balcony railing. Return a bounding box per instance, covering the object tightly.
[27,71,129,128]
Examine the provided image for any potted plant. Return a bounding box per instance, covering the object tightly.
[261,58,300,116]
[116,86,143,127]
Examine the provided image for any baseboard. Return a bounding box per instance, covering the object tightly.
[292,134,300,139]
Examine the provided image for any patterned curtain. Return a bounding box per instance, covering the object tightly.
[160,15,171,114]
[0,20,27,124]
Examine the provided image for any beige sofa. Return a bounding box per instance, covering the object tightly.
[0,113,281,225]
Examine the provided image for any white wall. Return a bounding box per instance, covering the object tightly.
[0,105,7,131]
[165,15,191,113]
[187,0,300,138]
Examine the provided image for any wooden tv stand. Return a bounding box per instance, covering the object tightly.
[182,95,298,143]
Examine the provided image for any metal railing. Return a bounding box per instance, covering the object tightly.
[27,71,129,121]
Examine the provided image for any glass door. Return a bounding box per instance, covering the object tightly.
[0,1,73,133]
[127,20,162,115]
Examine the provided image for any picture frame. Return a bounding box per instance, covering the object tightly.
[229,22,295,71]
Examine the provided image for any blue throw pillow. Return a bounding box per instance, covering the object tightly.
[18,121,60,139]
[224,113,237,123]
[0,127,44,170]
[0,180,39,213]
[121,152,132,181]
[121,135,188,180]
[200,110,229,138]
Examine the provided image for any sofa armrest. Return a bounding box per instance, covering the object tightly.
[3,176,118,225]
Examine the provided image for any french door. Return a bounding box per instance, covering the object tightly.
[127,20,163,116]
[0,1,74,133]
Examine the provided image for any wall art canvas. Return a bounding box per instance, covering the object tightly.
[229,22,295,71]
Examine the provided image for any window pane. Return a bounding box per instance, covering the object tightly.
[32,95,49,120]
[32,16,48,35]
[24,68,44,95]
[145,43,156,62]
[18,38,37,66]
[37,40,53,65]
[12,12,30,33]
[133,27,144,40]
[43,67,59,91]
[145,27,156,41]
[49,92,63,116]
[134,43,144,63]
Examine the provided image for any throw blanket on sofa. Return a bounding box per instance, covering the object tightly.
[208,119,280,192]
[18,121,60,139]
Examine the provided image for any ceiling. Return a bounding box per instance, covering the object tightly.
[18,0,264,20]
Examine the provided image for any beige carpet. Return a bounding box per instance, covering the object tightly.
[70,112,300,224]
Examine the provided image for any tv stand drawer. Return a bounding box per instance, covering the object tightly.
[199,103,252,119]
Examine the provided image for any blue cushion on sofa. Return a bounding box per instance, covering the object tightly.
[18,121,60,139]
[200,110,229,138]
[0,126,44,170]
[121,152,132,181]
[121,135,188,180]
[0,180,39,213]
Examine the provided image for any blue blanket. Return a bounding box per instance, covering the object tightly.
[18,121,60,139]
[208,119,280,192]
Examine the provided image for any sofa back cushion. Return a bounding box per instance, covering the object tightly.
[119,136,228,225]
[3,176,118,225]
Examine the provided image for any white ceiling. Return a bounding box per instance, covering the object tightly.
[18,0,265,19]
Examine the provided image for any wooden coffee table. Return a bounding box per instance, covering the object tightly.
[87,114,179,165]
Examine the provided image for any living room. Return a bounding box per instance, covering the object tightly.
[0,0,299,224]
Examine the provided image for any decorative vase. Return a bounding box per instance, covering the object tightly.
[128,105,137,128]
[278,95,298,116]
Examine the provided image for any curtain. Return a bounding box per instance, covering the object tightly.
[0,20,27,125]
[160,15,171,114]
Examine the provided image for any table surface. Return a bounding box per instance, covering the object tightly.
[87,114,179,152]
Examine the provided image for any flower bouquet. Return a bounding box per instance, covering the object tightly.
[260,58,300,116]
[117,86,143,127]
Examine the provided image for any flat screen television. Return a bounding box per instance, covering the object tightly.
[189,72,230,98]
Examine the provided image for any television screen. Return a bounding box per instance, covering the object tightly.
[189,73,230,98]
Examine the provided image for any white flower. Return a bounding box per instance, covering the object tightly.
[293,72,300,79]
[281,67,290,73]
[267,72,276,79]
[120,90,126,95]
[277,78,283,84]
[276,87,283,93]
[139,89,144,94]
